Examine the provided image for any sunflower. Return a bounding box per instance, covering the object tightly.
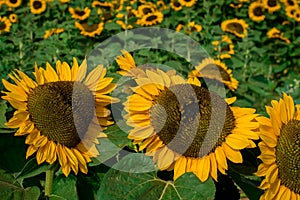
[170,0,183,11]
[136,4,156,17]
[92,1,114,14]
[43,28,64,39]
[283,0,297,7]
[188,58,238,91]
[267,27,291,44]
[293,9,300,21]
[176,24,184,32]
[178,0,197,7]
[5,0,22,8]
[116,20,133,30]
[263,0,281,13]
[229,3,243,8]
[59,0,70,3]
[212,35,235,59]
[186,21,202,34]
[9,13,18,23]
[221,18,248,38]
[136,11,163,26]
[256,94,300,199]
[0,16,12,34]
[69,7,91,21]
[124,68,258,181]
[75,21,104,37]
[2,58,118,176]
[30,0,46,15]
[249,2,265,22]
[285,5,298,19]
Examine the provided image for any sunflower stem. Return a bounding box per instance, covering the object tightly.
[45,167,54,197]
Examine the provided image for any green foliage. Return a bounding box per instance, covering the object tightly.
[97,154,216,200]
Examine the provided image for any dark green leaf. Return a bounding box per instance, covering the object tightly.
[50,174,78,200]
[97,154,215,200]
[0,170,40,200]
[16,158,53,181]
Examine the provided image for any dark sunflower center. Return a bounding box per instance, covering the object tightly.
[10,0,17,4]
[82,23,99,32]
[0,22,6,30]
[267,0,277,7]
[253,6,264,16]
[146,15,158,22]
[33,0,42,9]
[173,2,181,7]
[184,0,192,2]
[227,23,244,34]
[150,84,235,158]
[221,45,231,53]
[276,119,300,194]
[75,10,86,16]
[142,7,153,14]
[27,81,95,148]
[287,0,295,6]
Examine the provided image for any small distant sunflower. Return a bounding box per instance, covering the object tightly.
[5,0,22,8]
[293,9,300,21]
[43,28,64,39]
[2,58,118,176]
[229,3,243,8]
[283,0,297,7]
[178,0,197,7]
[248,2,265,22]
[263,0,281,13]
[0,16,12,34]
[69,7,91,20]
[176,24,184,32]
[186,21,202,34]
[137,4,156,17]
[125,68,258,181]
[136,11,163,26]
[267,27,291,44]
[9,14,18,23]
[59,0,70,3]
[256,94,300,199]
[116,20,133,30]
[221,18,248,38]
[212,35,235,59]
[92,1,114,14]
[285,5,298,19]
[30,0,46,15]
[170,0,183,11]
[188,58,239,91]
[75,21,104,37]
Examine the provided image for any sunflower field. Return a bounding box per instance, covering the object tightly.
[0,0,300,199]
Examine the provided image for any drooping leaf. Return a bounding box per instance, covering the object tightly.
[97,153,216,200]
[49,174,78,200]
[0,170,40,200]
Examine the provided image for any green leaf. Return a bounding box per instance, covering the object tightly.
[97,154,216,200]
[90,122,131,166]
[0,170,40,200]
[0,100,7,129]
[49,174,78,200]
[229,171,263,200]
[16,158,53,181]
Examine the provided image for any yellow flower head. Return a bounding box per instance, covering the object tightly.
[256,93,300,199]
[2,58,118,176]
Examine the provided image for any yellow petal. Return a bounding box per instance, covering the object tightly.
[157,147,175,170]
[173,156,187,180]
[225,134,251,150]
[196,156,210,182]
[215,146,227,174]
[222,143,243,163]
[44,62,58,82]
[209,153,218,181]
[71,58,79,81]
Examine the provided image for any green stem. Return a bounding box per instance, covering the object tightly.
[45,168,54,197]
